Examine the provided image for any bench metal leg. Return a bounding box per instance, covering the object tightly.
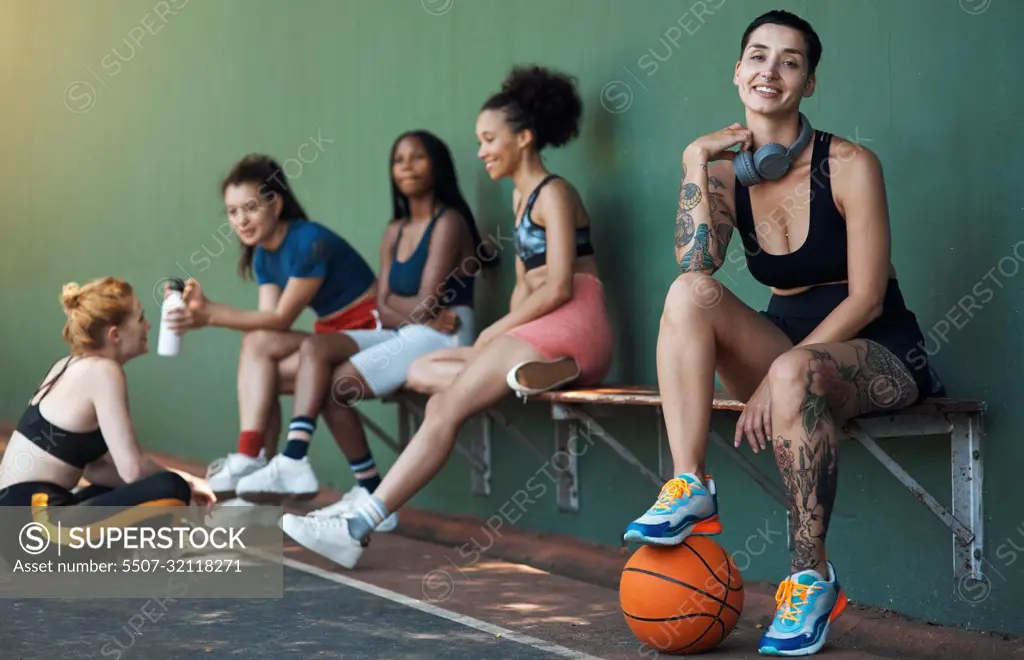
[949,412,984,581]
[553,413,581,512]
[555,404,664,490]
[472,414,492,497]
[848,421,982,581]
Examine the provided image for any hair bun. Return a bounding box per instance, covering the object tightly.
[492,64,582,151]
[62,282,84,311]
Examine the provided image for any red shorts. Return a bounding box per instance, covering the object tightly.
[313,297,378,334]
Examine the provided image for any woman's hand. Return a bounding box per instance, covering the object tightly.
[685,123,754,164]
[734,376,771,453]
[473,323,503,351]
[425,308,461,335]
[165,279,212,332]
[187,476,217,507]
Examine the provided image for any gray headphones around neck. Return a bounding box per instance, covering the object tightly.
[734,113,813,187]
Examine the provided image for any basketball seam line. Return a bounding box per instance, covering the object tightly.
[681,540,742,592]
[621,567,742,617]
[670,543,732,654]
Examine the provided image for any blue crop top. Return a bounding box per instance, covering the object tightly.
[388,206,475,308]
[514,175,594,271]
[254,220,376,318]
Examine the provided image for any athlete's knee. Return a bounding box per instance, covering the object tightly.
[405,356,437,394]
[298,334,332,363]
[241,329,282,356]
[767,349,819,426]
[661,272,725,328]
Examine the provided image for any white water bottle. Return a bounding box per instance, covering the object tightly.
[158,278,186,357]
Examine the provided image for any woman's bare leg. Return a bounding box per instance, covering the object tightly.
[625,272,793,546]
[405,347,476,394]
[758,339,917,651]
[658,272,793,476]
[766,339,917,576]
[281,333,360,456]
[368,336,545,513]
[237,330,308,449]
[235,333,363,503]
[279,335,551,568]
[321,361,375,460]
[209,330,305,498]
[262,352,299,459]
[292,334,361,419]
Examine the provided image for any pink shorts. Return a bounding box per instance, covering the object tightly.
[506,273,613,386]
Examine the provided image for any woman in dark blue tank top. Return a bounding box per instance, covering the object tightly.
[626,11,945,657]
[279,65,614,571]
[214,131,498,514]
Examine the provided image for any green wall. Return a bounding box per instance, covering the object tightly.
[1,0,1021,637]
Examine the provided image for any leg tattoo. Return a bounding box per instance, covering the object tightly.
[774,341,916,575]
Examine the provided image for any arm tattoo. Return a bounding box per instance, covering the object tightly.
[715,221,733,263]
[680,224,715,271]
[680,183,702,211]
[709,175,726,189]
[675,209,695,248]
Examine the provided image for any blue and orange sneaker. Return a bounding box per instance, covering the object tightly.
[623,473,720,545]
[758,561,848,656]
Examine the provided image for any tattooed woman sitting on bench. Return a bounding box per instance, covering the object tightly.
[623,10,944,657]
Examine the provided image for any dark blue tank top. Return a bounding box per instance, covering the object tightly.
[388,206,475,308]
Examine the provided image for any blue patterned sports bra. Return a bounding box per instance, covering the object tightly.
[514,174,595,271]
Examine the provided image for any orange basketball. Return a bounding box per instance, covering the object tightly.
[619,536,744,655]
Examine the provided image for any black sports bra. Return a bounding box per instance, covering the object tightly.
[514,174,595,271]
[15,356,109,469]
[733,130,849,289]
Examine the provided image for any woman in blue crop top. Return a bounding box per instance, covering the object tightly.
[0,277,215,525]
[279,65,614,570]
[162,154,381,505]
[221,131,497,522]
[624,11,944,657]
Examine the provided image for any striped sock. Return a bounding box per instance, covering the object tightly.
[283,415,317,459]
[349,494,388,542]
[349,453,381,492]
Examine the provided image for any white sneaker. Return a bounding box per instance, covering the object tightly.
[204,497,282,529]
[310,485,399,533]
[235,454,319,504]
[279,513,366,569]
[206,453,267,499]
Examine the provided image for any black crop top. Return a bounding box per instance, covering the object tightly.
[514,174,595,271]
[15,356,109,469]
[734,130,849,289]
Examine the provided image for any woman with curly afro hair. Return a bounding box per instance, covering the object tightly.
[280,65,613,569]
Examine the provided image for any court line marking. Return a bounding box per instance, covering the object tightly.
[281,556,608,660]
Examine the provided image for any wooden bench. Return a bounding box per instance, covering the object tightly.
[368,385,985,584]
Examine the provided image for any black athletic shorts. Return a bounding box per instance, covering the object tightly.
[759,280,945,405]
